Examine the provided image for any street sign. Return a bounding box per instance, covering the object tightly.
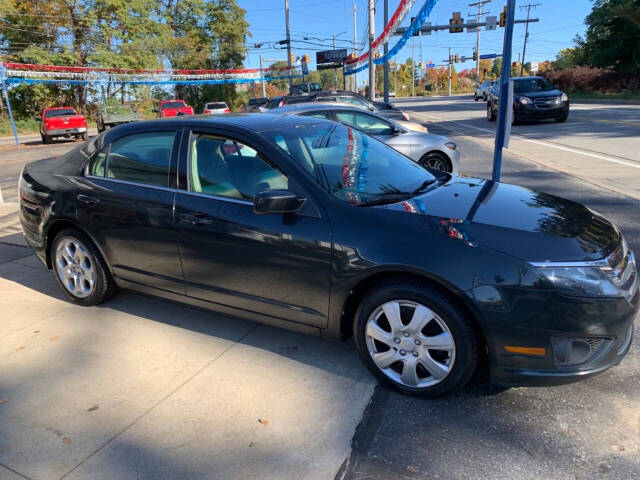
[486,15,497,30]
[480,53,498,59]
[467,19,478,33]
[530,61,539,72]
[316,49,347,64]
[301,60,309,76]
[425,63,436,68]
[316,62,343,71]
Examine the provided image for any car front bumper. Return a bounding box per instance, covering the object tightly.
[516,102,569,120]
[468,284,638,387]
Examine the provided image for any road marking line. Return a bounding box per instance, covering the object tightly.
[415,113,640,170]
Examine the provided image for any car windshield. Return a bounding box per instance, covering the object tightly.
[161,101,186,109]
[206,103,227,109]
[248,98,267,105]
[45,108,76,118]
[261,122,437,205]
[514,78,554,93]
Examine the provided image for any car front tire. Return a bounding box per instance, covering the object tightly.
[51,228,117,306]
[474,93,478,101]
[353,279,479,397]
[555,115,568,123]
[419,152,450,172]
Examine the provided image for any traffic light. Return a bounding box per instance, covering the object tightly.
[455,54,459,63]
[289,52,295,64]
[448,55,453,64]
[418,62,423,68]
[374,51,380,59]
[401,63,407,70]
[499,6,507,27]
[449,12,463,33]
[472,51,477,61]
[303,54,310,64]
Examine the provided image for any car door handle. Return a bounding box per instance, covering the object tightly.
[179,213,213,226]
[77,194,100,207]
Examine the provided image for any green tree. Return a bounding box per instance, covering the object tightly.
[491,57,502,78]
[552,46,584,69]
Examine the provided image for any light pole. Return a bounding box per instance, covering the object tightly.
[333,31,347,91]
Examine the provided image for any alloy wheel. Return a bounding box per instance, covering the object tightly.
[365,300,456,388]
[55,236,96,298]
[421,153,448,172]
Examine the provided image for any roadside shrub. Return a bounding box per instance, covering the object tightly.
[541,66,638,93]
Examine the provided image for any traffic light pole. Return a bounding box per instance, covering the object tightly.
[411,37,415,97]
[285,0,293,91]
[492,0,515,182]
[448,47,452,96]
[368,0,375,100]
[259,55,266,97]
[469,1,491,86]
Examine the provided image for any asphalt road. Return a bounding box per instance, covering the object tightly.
[1,101,639,479]
[340,96,640,480]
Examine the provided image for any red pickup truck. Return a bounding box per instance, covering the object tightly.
[39,107,88,144]
[156,99,194,117]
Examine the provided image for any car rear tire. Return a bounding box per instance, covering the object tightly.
[474,94,478,101]
[487,103,496,121]
[51,228,117,306]
[419,152,450,172]
[82,133,88,141]
[353,279,479,397]
[41,134,48,144]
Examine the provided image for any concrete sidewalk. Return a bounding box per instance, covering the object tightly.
[0,204,375,480]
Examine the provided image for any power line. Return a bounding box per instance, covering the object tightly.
[519,2,541,75]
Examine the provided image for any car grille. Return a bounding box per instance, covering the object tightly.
[605,240,637,302]
[533,96,562,110]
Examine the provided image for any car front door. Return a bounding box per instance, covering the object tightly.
[77,129,185,294]
[173,129,332,328]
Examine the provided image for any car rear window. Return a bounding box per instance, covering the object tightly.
[206,103,227,109]
[44,109,76,118]
[104,131,176,187]
[161,102,186,109]
[248,98,268,105]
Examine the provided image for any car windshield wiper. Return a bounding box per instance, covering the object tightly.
[410,179,438,196]
[355,192,412,207]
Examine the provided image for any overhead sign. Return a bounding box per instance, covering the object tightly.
[425,63,436,68]
[530,61,539,72]
[486,16,497,30]
[301,60,309,76]
[316,62,343,71]
[316,49,347,65]
[467,19,478,33]
[480,53,498,59]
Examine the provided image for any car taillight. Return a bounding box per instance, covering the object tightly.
[402,112,409,121]
[278,99,285,107]
[224,108,231,113]
[204,110,211,114]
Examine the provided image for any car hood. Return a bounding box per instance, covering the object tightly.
[516,89,563,99]
[375,177,619,262]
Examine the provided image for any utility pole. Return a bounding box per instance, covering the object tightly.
[411,37,415,97]
[351,3,358,92]
[368,0,375,100]
[448,47,452,96]
[469,0,491,85]
[259,55,266,97]
[285,0,293,91]
[333,34,339,90]
[520,3,540,76]
[383,0,389,103]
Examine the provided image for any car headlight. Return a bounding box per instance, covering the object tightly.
[519,96,533,105]
[561,92,568,102]
[401,112,410,121]
[444,141,457,151]
[537,265,621,296]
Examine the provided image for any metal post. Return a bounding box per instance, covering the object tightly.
[383,0,389,103]
[352,3,358,92]
[411,37,415,97]
[448,47,452,96]
[469,1,491,86]
[368,0,375,100]
[0,68,19,146]
[260,56,266,97]
[492,0,515,182]
[285,0,293,91]
[333,35,338,90]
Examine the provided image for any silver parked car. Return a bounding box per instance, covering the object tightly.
[277,103,460,173]
[474,80,495,102]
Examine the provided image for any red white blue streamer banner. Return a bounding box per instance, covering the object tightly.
[346,0,439,75]
[1,61,301,86]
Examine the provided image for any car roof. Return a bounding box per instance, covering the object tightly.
[276,103,369,114]
[105,113,329,137]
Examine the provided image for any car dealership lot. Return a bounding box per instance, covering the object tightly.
[0,102,639,479]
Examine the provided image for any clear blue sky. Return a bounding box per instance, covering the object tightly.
[239,0,592,83]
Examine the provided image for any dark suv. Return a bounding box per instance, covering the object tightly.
[487,76,569,123]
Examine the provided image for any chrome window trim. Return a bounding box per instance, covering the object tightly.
[84,175,253,206]
[529,259,610,268]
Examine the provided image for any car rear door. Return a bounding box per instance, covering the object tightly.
[76,128,185,294]
[173,127,332,328]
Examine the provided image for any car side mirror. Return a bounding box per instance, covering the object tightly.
[34,116,41,122]
[368,105,375,112]
[254,189,305,215]
[152,108,159,113]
